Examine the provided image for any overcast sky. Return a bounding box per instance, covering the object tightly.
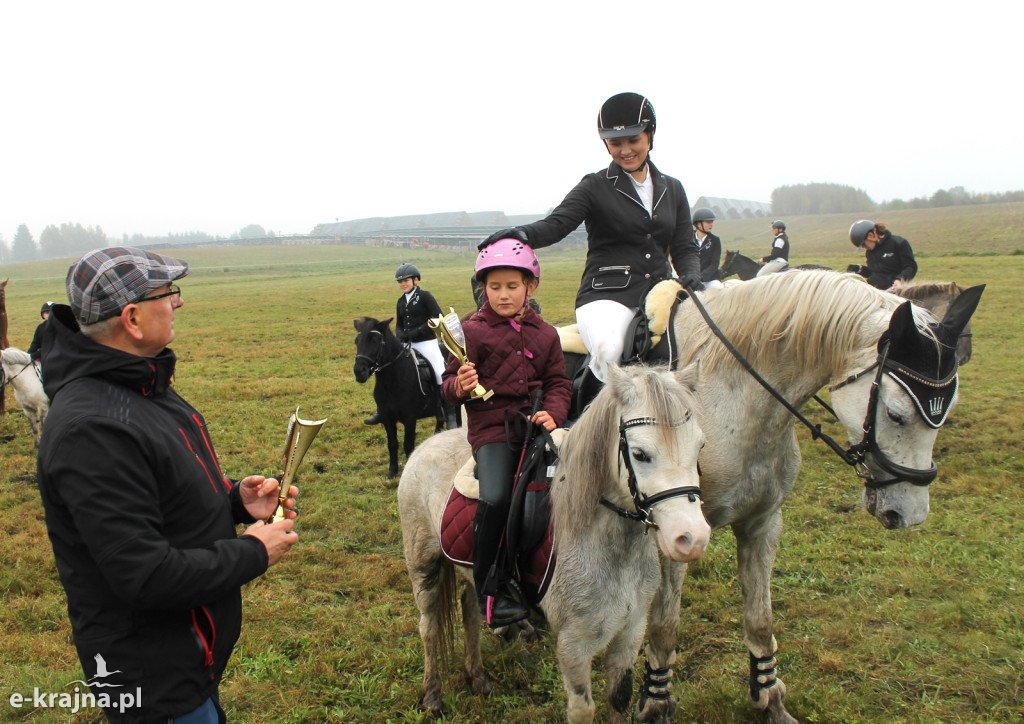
[3,0,1021,241]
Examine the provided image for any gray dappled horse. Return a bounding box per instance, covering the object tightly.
[398,364,709,724]
[0,347,49,448]
[634,270,983,723]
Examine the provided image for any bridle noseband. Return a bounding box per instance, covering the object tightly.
[601,414,703,530]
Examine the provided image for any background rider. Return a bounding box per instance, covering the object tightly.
[847,219,918,292]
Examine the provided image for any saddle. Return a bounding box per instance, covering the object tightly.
[559,279,686,420]
[439,429,565,605]
[409,348,436,395]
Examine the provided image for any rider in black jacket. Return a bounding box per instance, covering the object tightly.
[848,220,918,291]
[692,207,723,288]
[477,92,700,381]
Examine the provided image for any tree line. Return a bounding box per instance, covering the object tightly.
[771,182,1024,216]
[0,224,276,264]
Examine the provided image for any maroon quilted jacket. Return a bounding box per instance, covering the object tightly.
[441,303,572,450]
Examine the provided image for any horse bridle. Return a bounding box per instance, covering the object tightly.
[681,285,941,490]
[601,414,703,530]
[355,330,410,376]
[829,341,939,488]
[0,356,37,392]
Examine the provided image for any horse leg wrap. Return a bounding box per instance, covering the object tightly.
[748,652,779,707]
[640,661,673,703]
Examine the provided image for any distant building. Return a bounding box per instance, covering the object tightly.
[692,196,772,220]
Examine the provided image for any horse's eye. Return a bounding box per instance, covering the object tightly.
[631,448,652,463]
[886,408,905,425]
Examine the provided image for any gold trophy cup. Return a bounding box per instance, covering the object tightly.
[428,307,493,401]
[268,406,327,523]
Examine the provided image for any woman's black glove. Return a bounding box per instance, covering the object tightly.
[477,227,530,250]
[846,264,864,274]
[679,274,705,292]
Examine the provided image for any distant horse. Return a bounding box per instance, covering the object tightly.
[398,364,709,724]
[629,270,983,724]
[0,347,49,448]
[718,250,762,280]
[353,316,446,480]
[897,281,973,364]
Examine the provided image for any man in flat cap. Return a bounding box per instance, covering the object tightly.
[37,247,299,723]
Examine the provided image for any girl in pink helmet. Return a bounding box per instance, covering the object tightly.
[441,238,572,627]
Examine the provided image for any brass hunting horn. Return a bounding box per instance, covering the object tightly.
[428,307,493,400]
[268,406,327,523]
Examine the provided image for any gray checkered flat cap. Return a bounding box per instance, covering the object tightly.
[66,247,189,324]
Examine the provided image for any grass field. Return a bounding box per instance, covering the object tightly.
[1,204,1022,723]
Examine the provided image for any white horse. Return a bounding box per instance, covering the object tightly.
[633,270,984,724]
[1,347,49,448]
[398,364,710,724]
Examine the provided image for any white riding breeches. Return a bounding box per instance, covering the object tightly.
[756,258,789,277]
[411,339,445,384]
[575,299,637,383]
[704,279,724,290]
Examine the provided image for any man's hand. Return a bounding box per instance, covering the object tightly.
[239,475,298,522]
[242,519,297,567]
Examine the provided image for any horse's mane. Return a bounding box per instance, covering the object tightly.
[897,281,964,301]
[676,270,939,379]
[1,347,30,366]
[551,366,698,538]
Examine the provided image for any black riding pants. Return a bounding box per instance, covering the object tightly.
[474,442,518,506]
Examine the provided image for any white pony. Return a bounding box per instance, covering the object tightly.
[633,270,983,724]
[1,347,49,448]
[398,364,709,724]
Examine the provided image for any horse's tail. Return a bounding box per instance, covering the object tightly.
[436,561,457,672]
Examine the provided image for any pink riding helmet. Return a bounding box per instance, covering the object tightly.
[474,238,540,282]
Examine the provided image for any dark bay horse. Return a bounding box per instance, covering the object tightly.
[353,316,446,479]
[719,250,762,280]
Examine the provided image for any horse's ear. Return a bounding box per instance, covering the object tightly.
[939,284,984,340]
[604,363,627,402]
[380,317,394,330]
[886,301,917,347]
[675,360,700,394]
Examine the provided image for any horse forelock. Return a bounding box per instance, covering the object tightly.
[679,270,912,380]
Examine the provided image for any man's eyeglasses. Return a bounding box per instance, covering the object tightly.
[137,285,181,303]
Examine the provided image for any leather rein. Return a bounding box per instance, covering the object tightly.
[680,286,939,489]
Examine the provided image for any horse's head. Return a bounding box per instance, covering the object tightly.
[830,285,984,529]
[560,363,709,562]
[352,316,395,383]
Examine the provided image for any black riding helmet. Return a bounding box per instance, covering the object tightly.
[598,92,656,150]
[772,220,787,231]
[395,263,420,282]
[693,208,717,226]
[40,301,54,318]
[849,219,875,248]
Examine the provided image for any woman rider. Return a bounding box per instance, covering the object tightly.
[847,219,918,292]
[478,92,702,382]
[364,264,457,427]
[693,207,723,289]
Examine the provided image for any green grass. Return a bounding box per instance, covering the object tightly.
[1,203,1022,723]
